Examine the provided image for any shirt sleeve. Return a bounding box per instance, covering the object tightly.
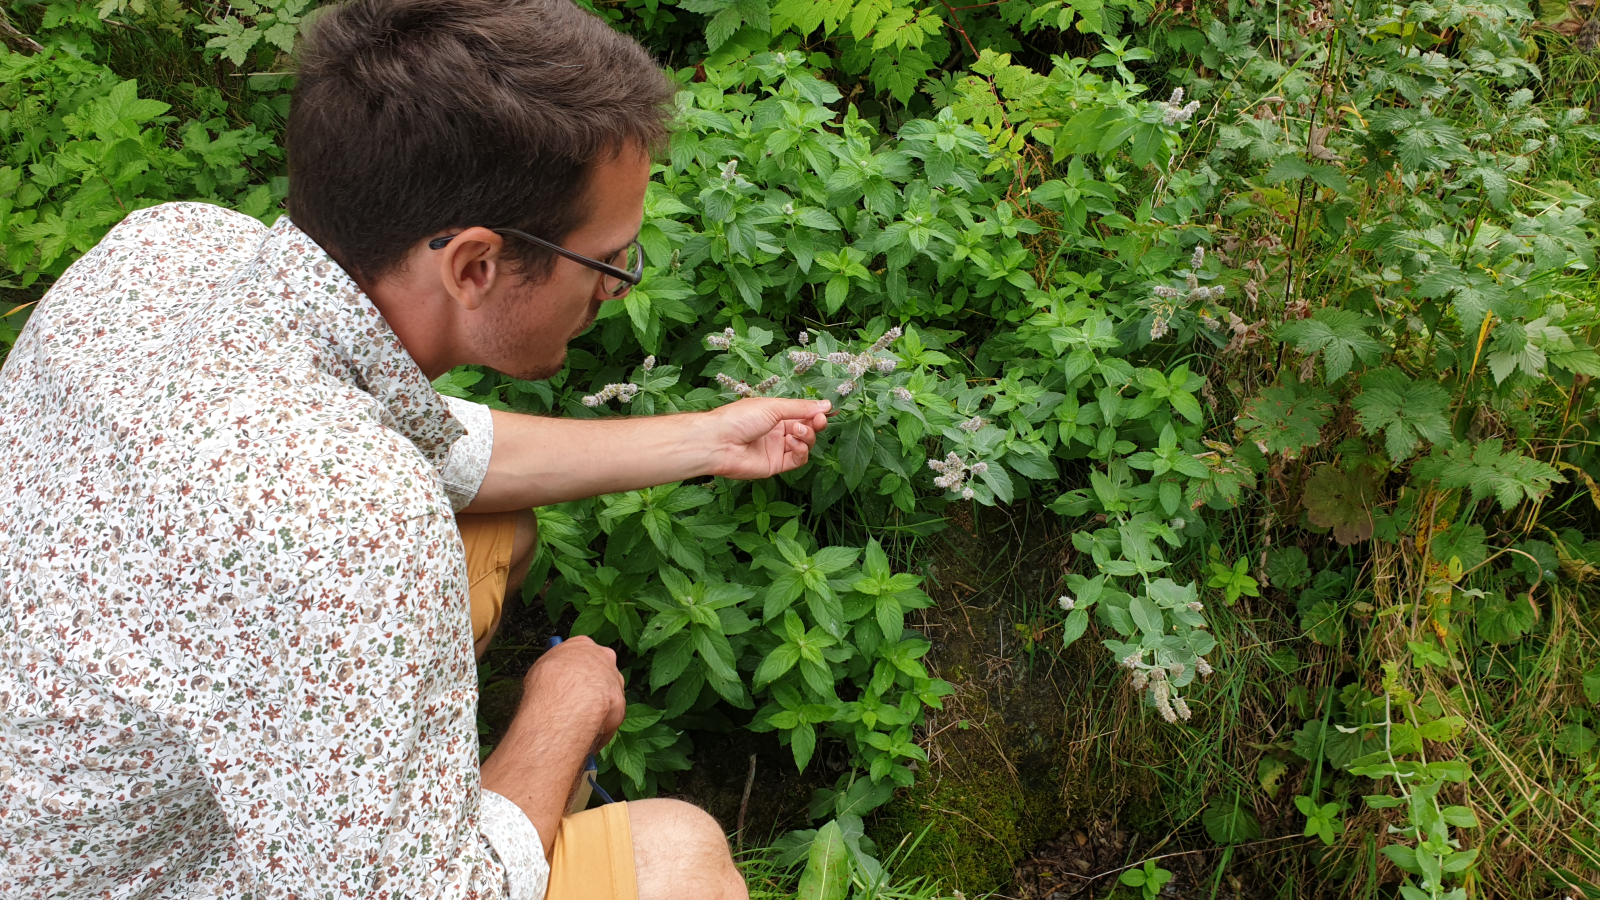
[479,790,551,900]
[438,394,495,511]
[184,508,528,899]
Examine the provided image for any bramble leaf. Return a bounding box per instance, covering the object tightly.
[1351,369,1451,463]
[1475,591,1536,645]
[1238,380,1332,456]
[1412,441,1564,511]
[1276,309,1382,383]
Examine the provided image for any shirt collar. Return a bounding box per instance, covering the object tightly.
[259,216,465,467]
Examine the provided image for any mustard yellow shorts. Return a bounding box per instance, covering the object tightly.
[458,511,524,656]
[547,803,639,900]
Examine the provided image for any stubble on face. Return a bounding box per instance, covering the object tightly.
[484,285,605,382]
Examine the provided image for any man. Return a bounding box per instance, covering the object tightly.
[0,0,831,897]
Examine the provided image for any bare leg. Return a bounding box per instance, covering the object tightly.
[629,799,748,900]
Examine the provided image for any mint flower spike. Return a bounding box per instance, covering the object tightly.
[1058,594,1075,610]
[928,451,983,496]
[1191,245,1205,270]
[868,325,903,354]
[706,327,736,350]
[715,372,754,397]
[892,386,914,402]
[835,380,856,397]
[1195,656,1214,676]
[582,382,639,407]
[788,350,819,374]
[716,371,783,398]
[958,415,986,433]
[642,355,655,372]
[1157,88,1201,126]
[1152,677,1177,723]
[798,331,810,346]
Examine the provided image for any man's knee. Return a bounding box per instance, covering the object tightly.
[628,798,746,900]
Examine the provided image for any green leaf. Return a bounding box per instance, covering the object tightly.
[1431,522,1487,571]
[756,642,802,687]
[797,820,852,900]
[812,546,861,574]
[1412,441,1565,511]
[837,416,876,490]
[1238,381,1332,456]
[1276,309,1382,383]
[1060,608,1090,646]
[1475,591,1536,644]
[791,720,819,770]
[1583,666,1600,705]
[1302,465,1380,545]
[1555,723,1597,758]
[1128,595,1164,636]
[1264,547,1310,590]
[1203,795,1263,844]
[1352,368,1451,463]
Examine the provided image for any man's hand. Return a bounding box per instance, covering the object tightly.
[706,398,832,480]
[520,636,627,748]
[479,636,625,856]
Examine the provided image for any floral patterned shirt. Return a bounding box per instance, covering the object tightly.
[0,203,547,900]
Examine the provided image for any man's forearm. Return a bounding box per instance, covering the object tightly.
[463,409,717,512]
[479,692,603,858]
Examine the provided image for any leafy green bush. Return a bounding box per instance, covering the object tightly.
[0,45,283,288]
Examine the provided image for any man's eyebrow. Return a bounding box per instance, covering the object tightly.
[598,231,641,262]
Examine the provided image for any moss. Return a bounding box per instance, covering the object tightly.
[871,765,1068,894]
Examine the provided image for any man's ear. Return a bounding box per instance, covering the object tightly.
[437,227,507,312]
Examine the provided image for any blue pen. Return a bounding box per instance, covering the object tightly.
[546,636,616,807]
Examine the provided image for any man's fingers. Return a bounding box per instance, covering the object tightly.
[759,397,832,423]
[789,419,818,447]
[785,434,810,467]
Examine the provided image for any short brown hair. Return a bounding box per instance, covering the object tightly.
[288,0,673,282]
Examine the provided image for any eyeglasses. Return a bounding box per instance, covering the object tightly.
[429,228,644,297]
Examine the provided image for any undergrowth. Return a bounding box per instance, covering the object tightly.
[4,0,1600,896]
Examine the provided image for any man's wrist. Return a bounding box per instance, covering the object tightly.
[683,408,733,480]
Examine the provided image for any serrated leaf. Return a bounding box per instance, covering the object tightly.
[1475,591,1536,644]
[1431,522,1486,571]
[1412,441,1564,511]
[1239,382,1332,456]
[1352,368,1451,463]
[1555,723,1597,758]
[1276,309,1382,383]
[1302,466,1380,545]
